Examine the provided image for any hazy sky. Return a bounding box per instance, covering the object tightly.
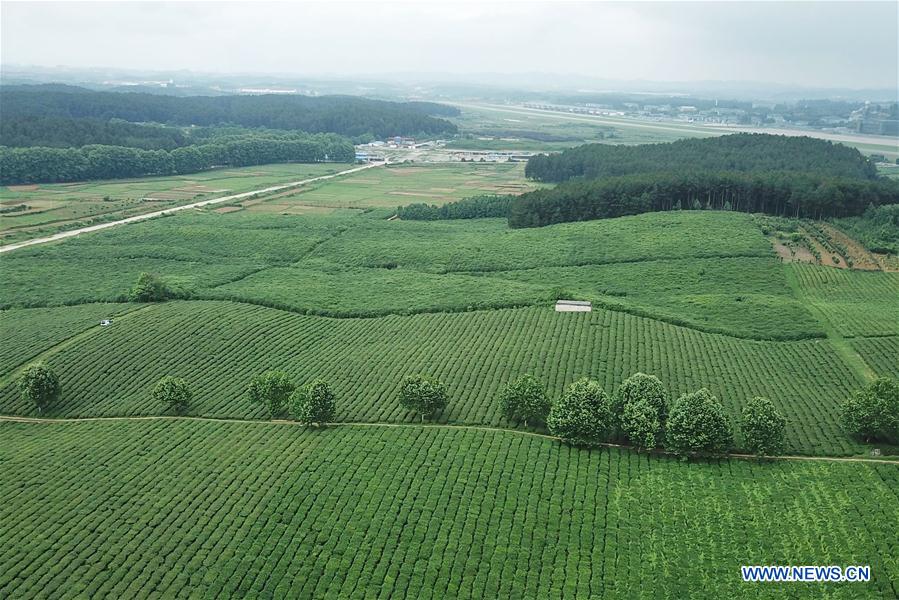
[2,1,897,89]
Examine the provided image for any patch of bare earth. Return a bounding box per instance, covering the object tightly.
[6,184,39,192]
[819,223,881,271]
[770,237,816,264]
[214,206,243,214]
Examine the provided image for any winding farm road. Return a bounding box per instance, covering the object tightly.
[1,414,896,466]
[0,161,387,254]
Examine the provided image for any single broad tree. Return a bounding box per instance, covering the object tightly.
[620,397,663,451]
[841,377,899,443]
[290,379,337,426]
[741,396,787,457]
[613,372,668,448]
[666,388,733,457]
[498,374,551,427]
[399,374,448,422]
[547,378,614,447]
[613,372,668,422]
[152,376,192,413]
[130,272,171,302]
[247,371,296,418]
[18,363,61,413]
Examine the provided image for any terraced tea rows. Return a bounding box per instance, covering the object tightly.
[305,211,771,273]
[850,336,899,379]
[1,420,896,599]
[0,303,134,373]
[0,300,864,455]
[483,256,824,340]
[791,264,899,337]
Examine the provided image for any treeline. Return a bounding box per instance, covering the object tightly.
[1,86,458,138]
[508,171,899,228]
[395,195,512,220]
[0,132,354,184]
[525,133,878,182]
[0,116,189,150]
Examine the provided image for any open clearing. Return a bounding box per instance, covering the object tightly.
[243,162,537,211]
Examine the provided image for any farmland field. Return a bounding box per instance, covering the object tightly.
[0,162,345,246]
[240,162,537,212]
[1,420,897,599]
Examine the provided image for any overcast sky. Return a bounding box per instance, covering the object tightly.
[2,1,897,89]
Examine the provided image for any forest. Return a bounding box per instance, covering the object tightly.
[524,133,878,182]
[0,131,354,184]
[507,171,899,228]
[0,86,459,138]
[0,116,189,150]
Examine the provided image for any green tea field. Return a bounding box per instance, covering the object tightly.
[1,420,897,599]
[2,162,898,599]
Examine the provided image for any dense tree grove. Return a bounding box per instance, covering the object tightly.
[152,376,192,413]
[508,171,899,228]
[0,131,354,184]
[1,116,189,150]
[17,363,61,413]
[833,203,899,254]
[841,378,899,444]
[395,195,512,220]
[525,133,878,182]
[1,86,458,138]
[130,272,173,303]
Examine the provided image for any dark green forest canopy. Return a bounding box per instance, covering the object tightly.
[525,133,878,182]
[507,171,899,227]
[0,116,189,150]
[0,86,458,138]
[0,131,354,184]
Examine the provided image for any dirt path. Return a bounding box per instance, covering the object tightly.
[0,162,386,254]
[1,414,896,465]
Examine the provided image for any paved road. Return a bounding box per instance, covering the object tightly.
[0,161,386,254]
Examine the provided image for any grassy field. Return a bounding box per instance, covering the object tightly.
[0,162,345,245]
[235,163,536,212]
[2,420,897,599]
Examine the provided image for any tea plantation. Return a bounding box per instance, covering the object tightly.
[1,421,897,599]
[2,168,898,598]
